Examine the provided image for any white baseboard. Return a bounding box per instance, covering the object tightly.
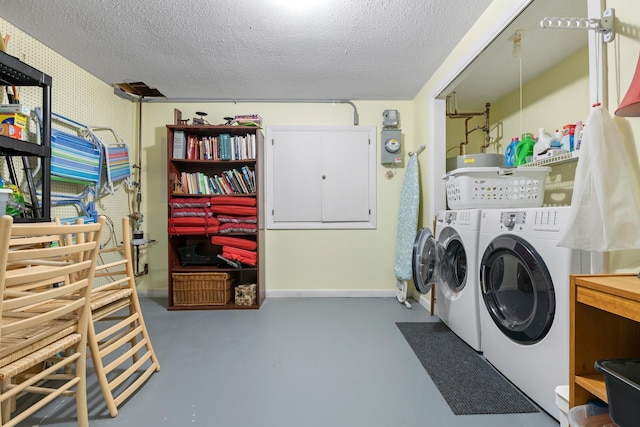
[417,292,433,314]
[137,288,399,299]
[266,289,396,298]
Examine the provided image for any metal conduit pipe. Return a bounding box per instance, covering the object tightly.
[114,89,360,126]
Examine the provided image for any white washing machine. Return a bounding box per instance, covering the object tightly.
[412,209,482,352]
[478,207,590,419]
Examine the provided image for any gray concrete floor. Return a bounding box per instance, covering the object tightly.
[16,297,559,426]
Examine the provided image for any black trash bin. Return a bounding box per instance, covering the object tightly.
[595,359,640,427]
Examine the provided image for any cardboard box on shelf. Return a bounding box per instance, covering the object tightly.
[0,112,28,128]
[0,112,28,141]
[0,104,30,116]
[0,123,24,140]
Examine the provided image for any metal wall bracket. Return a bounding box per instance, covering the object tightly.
[540,7,615,43]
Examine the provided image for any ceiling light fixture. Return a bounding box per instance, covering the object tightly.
[272,0,327,11]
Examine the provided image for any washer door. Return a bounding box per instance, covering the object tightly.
[412,228,439,294]
[438,227,467,294]
[480,234,555,344]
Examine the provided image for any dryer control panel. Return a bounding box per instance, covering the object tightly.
[498,209,564,233]
[500,211,526,230]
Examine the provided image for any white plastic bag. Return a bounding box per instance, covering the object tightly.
[558,105,640,251]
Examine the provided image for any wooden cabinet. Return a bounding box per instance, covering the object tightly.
[570,274,640,407]
[166,124,264,310]
[0,50,51,221]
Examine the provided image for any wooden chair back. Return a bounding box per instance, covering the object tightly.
[0,215,105,427]
[53,216,160,417]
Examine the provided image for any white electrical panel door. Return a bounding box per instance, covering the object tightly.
[267,126,377,229]
[320,131,370,222]
[272,131,323,222]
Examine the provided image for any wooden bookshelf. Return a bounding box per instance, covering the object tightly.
[166,124,265,310]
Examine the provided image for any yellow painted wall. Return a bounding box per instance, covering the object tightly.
[417,0,640,275]
[0,18,138,278]
[0,18,415,295]
[141,101,414,293]
[4,0,640,293]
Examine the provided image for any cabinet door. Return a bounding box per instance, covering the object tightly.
[267,126,376,229]
[272,130,323,222]
[321,131,370,222]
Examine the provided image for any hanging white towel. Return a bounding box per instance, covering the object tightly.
[558,105,640,251]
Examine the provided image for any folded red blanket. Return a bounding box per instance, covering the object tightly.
[211,236,257,251]
[169,217,220,227]
[170,207,213,217]
[219,223,257,233]
[217,215,257,224]
[169,198,211,208]
[167,225,219,235]
[210,205,257,216]
[210,196,256,206]
[222,245,257,265]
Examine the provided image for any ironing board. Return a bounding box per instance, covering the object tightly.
[394,153,420,308]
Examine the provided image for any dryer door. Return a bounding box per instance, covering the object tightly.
[480,234,555,345]
[412,228,440,294]
[438,227,466,295]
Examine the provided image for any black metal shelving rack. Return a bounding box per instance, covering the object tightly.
[0,50,51,222]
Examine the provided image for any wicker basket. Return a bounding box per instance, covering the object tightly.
[172,273,234,306]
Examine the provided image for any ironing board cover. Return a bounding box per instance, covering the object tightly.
[394,155,419,280]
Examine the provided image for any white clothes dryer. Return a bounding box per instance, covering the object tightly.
[412,209,482,351]
[478,207,590,419]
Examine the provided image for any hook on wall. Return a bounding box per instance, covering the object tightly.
[540,8,615,43]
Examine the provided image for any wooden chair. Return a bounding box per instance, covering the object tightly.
[0,215,105,427]
[66,217,160,417]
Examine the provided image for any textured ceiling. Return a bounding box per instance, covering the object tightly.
[0,0,494,101]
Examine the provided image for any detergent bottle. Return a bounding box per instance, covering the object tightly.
[534,128,553,159]
[504,137,519,166]
[514,132,536,166]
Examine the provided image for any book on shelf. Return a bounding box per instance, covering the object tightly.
[186,135,198,160]
[218,134,231,160]
[232,169,249,193]
[173,130,186,159]
[234,114,263,126]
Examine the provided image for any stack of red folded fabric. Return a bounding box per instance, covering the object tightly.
[210,197,258,233]
[168,216,220,235]
[211,235,257,266]
[168,198,217,235]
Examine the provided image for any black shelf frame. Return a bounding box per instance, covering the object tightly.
[0,50,51,221]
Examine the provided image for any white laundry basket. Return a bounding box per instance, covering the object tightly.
[444,166,551,209]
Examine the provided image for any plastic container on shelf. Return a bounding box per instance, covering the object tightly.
[515,132,536,166]
[443,166,551,209]
[595,358,640,427]
[0,188,11,215]
[504,137,519,166]
[568,404,615,427]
